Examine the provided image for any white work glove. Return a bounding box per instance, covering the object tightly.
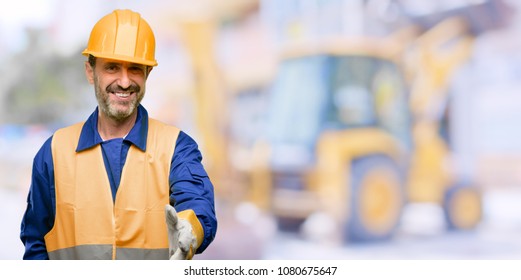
[165,204,198,260]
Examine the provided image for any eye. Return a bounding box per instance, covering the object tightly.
[129,66,145,75]
[105,64,119,73]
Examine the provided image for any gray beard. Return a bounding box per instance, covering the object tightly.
[94,79,145,121]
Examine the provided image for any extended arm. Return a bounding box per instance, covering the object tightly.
[169,131,217,256]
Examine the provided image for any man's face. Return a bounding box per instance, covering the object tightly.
[85,57,150,121]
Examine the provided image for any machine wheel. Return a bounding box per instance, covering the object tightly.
[345,155,404,243]
[276,216,305,232]
[443,184,482,230]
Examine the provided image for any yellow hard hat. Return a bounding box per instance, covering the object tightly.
[82,9,158,66]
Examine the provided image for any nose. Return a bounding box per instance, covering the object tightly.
[117,67,131,89]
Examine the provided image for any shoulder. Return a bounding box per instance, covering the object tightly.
[51,122,85,149]
[32,134,55,179]
[175,131,199,147]
[35,135,54,161]
[148,118,181,134]
[173,130,203,161]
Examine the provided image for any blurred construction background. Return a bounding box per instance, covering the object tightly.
[2,0,521,259]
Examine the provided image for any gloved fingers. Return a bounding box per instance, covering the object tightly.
[170,248,185,260]
[170,245,194,260]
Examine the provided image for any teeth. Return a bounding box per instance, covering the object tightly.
[115,92,130,97]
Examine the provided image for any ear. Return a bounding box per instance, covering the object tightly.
[84,61,94,84]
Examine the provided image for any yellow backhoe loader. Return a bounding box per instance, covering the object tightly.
[245,17,483,243]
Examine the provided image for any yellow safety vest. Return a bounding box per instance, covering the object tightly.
[45,118,179,259]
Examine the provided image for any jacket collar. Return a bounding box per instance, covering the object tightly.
[76,105,148,152]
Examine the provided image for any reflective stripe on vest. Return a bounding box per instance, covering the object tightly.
[46,119,179,260]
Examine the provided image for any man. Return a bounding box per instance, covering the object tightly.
[20,9,217,260]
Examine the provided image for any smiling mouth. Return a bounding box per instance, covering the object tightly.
[107,82,140,98]
[114,92,132,98]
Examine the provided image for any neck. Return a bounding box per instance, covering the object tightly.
[97,111,137,141]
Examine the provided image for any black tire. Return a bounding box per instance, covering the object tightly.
[276,216,305,233]
[345,155,405,243]
[443,183,482,230]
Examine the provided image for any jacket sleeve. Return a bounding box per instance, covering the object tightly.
[169,131,217,254]
[20,136,55,260]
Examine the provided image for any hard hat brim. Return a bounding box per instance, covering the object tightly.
[82,50,158,67]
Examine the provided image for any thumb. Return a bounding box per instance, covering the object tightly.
[165,204,179,258]
[165,204,178,229]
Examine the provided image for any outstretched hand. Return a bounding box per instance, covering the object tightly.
[165,204,197,260]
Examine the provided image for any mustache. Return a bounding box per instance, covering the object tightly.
[106,83,140,93]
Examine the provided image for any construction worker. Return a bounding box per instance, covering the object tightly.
[19,9,217,260]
